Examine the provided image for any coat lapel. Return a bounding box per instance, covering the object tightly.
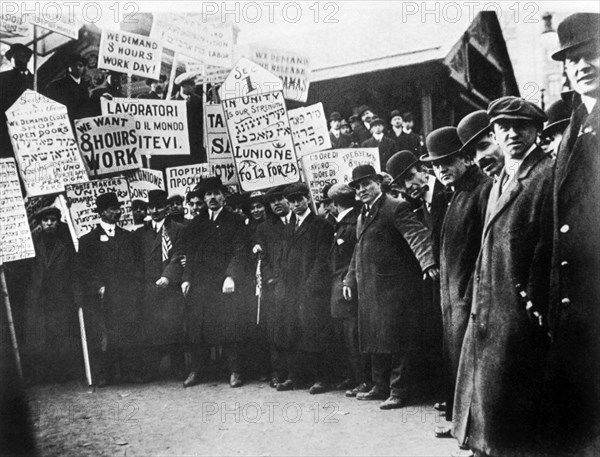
[358,194,384,239]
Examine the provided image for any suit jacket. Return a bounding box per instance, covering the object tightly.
[329,130,352,149]
[453,147,553,456]
[344,194,435,353]
[361,136,397,171]
[351,124,371,145]
[45,74,92,122]
[0,68,33,158]
[391,130,425,156]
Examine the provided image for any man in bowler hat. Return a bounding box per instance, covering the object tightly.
[457,110,505,179]
[45,53,92,123]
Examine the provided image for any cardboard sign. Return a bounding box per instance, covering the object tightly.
[205,103,237,185]
[288,103,331,157]
[125,168,165,201]
[300,148,380,204]
[245,45,311,103]
[219,57,283,100]
[98,29,162,79]
[74,115,141,176]
[29,11,78,39]
[150,14,233,68]
[0,158,35,264]
[1,12,30,36]
[101,98,190,156]
[64,177,134,239]
[6,90,89,197]
[166,164,211,197]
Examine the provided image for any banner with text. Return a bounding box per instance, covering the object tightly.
[98,29,162,79]
[29,11,78,39]
[288,103,331,157]
[125,168,165,201]
[6,90,89,197]
[101,98,189,156]
[166,164,211,197]
[300,148,380,204]
[205,103,237,185]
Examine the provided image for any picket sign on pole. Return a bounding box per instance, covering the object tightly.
[167,53,179,100]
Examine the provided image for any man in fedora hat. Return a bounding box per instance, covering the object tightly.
[343,164,438,409]
[544,12,600,453]
[135,190,186,380]
[138,75,167,100]
[361,117,397,171]
[539,99,571,158]
[181,176,251,388]
[0,43,33,158]
[457,110,505,179]
[45,53,92,123]
[452,97,553,456]
[76,192,145,387]
[329,112,352,149]
[420,126,492,439]
[351,105,374,145]
[274,183,334,395]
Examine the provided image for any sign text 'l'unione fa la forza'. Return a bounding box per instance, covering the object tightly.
[219,58,300,192]
[101,98,190,156]
[6,90,89,197]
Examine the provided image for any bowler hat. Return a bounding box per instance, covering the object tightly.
[5,43,32,61]
[543,99,571,135]
[457,110,491,152]
[283,182,309,200]
[552,13,600,61]
[34,206,61,222]
[386,150,420,182]
[147,189,168,208]
[356,105,371,118]
[194,176,225,197]
[421,127,463,162]
[369,117,385,128]
[487,96,547,125]
[264,185,287,202]
[95,192,122,213]
[390,110,402,119]
[349,164,381,187]
[329,112,342,121]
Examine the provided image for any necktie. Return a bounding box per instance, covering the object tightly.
[295,218,301,232]
[161,225,172,262]
[361,205,370,220]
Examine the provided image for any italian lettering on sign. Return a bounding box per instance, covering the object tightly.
[64,177,134,239]
[98,29,163,79]
[300,148,380,205]
[205,104,237,185]
[75,115,141,177]
[288,103,331,157]
[166,164,211,197]
[6,90,89,197]
[0,158,35,264]
[150,14,233,68]
[125,168,165,201]
[101,98,190,156]
[245,45,311,103]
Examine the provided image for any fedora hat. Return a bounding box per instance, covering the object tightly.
[5,43,32,61]
[95,192,122,213]
[543,99,571,135]
[457,110,491,152]
[194,176,225,197]
[421,127,463,162]
[386,150,420,182]
[349,164,381,188]
[552,13,600,61]
[356,105,371,118]
[147,189,168,208]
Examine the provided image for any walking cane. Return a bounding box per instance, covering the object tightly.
[0,265,23,381]
[78,306,92,386]
[255,254,262,325]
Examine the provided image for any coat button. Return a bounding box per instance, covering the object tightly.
[561,298,571,306]
[560,224,570,233]
[561,261,568,267]
[476,275,481,281]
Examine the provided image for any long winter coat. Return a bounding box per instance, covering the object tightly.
[45,74,92,122]
[544,96,600,453]
[280,212,334,352]
[452,147,553,457]
[182,208,251,345]
[76,225,144,350]
[135,219,185,347]
[344,194,436,353]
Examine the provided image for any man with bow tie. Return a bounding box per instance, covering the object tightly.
[75,192,144,387]
[343,165,438,410]
[135,190,186,380]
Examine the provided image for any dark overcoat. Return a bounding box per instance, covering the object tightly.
[0,69,33,158]
[344,194,436,353]
[544,97,600,452]
[280,212,334,352]
[351,124,371,145]
[45,75,92,122]
[135,219,185,347]
[76,225,144,350]
[329,131,352,149]
[452,147,553,457]
[328,208,359,319]
[21,224,78,355]
[361,137,397,171]
[182,208,250,345]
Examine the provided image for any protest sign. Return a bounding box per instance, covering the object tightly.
[6,90,89,197]
[244,45,311,103]
[150,14,233,68]
[64,177,134,239]
[28,11,78,39]
[300,148,380,205]
[0,159,35,264]
[74,115,141,176]
[126,168,165,201]
[101,98,190,156]
[1,11,30,36]
[205,103,237,185]
[166,164,210,197]
[98,29,162,79]
[220,58,300,192]
[288,103,331,157]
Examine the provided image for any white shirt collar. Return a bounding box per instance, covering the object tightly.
[99,220,116,236]
[280,212,291,225]
[152,218,165,231]
[296,208,311,226]
[336,207,353,222]
[581,95,597,115]
[373,132,384,141]
[365,192,383,210]
[504,143,536,181]
[69,74,81,84]
[330,128,340,138]
[209,207,223,220]
[402,127,412,134]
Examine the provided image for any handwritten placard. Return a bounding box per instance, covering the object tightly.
[205,103,237,185]
[288,103,331,157]
[125,168,165,201]
[165,164,211,197]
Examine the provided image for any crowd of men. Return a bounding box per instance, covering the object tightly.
[1,11,599,457]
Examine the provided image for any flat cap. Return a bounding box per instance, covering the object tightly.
[283,182,309,199]
[34,206,61,222]
[487,96,547,124]
[327,183,355,201]
[264,185,288,202]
